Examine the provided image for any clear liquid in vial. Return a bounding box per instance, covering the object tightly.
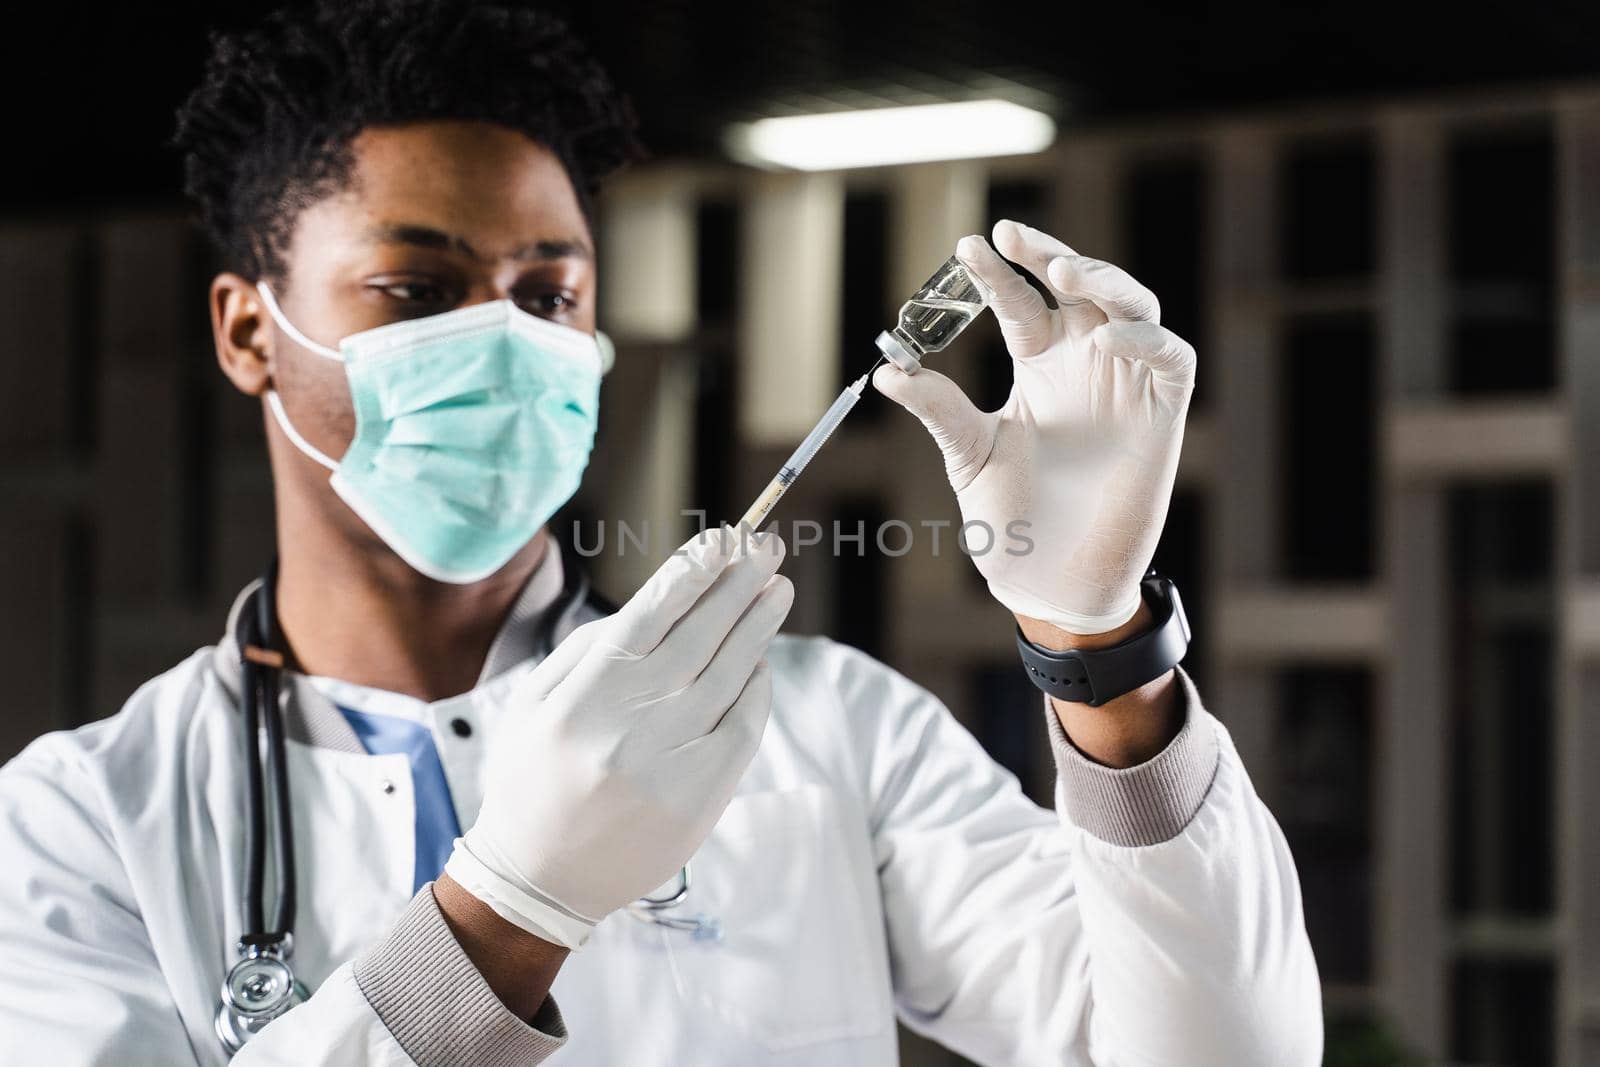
[895,295,986,355]
[885,255,993,362]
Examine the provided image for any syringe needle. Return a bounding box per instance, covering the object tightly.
[735,373,869,531]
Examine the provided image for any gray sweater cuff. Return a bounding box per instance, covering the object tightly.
[353,885,567,1066]
[1045,667,1220,847]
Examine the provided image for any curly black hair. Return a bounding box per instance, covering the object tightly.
[173,0,644,285]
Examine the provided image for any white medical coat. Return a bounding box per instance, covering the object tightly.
[0,563,1322,1065]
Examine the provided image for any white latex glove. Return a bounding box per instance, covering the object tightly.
[874,219,1196,635]
[444,526,792,948]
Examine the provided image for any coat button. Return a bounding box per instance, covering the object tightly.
[450,717,473,738]
[381,779,396,795]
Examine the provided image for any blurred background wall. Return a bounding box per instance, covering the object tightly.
[3,3,1600,1065]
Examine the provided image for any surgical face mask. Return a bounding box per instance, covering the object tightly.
[257,283,614,584]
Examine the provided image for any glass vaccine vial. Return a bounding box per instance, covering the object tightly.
[874,255,995,374]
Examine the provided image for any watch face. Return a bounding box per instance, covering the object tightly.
[1151,576,1191,643]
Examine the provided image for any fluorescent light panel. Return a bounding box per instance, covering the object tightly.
[726,99,1056,171]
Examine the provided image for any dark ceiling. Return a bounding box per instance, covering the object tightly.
[7,0,1600,209]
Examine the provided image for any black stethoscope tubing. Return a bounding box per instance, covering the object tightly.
[236,557,295,944]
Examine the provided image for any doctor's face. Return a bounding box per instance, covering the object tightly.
[236,119,598,469]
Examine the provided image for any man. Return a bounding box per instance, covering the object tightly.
[0,1,1322,1063]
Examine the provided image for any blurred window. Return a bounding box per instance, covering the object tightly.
[695,198,740,325]
[1277,665,1375,985]
[1447,482,1555,919]
[829,492,887,660]
[1123,156,1210,407]
[691,198,742,525]
[841,188,890,420]
[968,662,1051,806]
[1450,958,1555,1067]
[1280,134,1377,282]
[1446,123,1556,395]
[1282,312,1376,581]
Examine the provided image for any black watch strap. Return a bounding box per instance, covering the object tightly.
[1015,574,1191,707]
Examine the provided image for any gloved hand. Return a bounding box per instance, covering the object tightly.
[444,526,792,948]
[874,219,1196,635]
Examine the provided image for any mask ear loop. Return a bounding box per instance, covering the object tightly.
[265,392,340,472]
[256,282,344,361]
[256,282,343,472]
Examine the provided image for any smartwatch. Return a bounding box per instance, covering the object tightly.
[1014,572,1191,707]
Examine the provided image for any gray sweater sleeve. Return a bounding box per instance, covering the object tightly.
[1043,666,1221,846]
[353,885,566,1066]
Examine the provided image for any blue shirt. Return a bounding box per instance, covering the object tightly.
[336,704,462,893]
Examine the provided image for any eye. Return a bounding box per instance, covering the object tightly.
[365,278,453,307]
[519,291,578,316]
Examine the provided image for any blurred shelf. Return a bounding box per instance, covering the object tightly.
[1561,272,1600,301]
[1322,982,1379,1015]
[887,595,1016,660]
[1216,586,1387,662]
[1220,282,1376,318]
[0,457,93,504]
[1566,582,1600,658]
[1447,915,1558,959]
[1466,584,1556,626]
[1387,401,1566,478]
[1448,281,1552,319]
[97,604,220,651]
[1272,280,1379,316]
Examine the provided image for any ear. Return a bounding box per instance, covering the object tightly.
[211,272,273,397]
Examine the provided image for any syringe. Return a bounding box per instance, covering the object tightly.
[736,370,871,530]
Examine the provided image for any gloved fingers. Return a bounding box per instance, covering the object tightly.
[1090,320,1197,388]
[651,532,788,682]
[1045,255,1161,325]
[606,526,736,657]
[872,363,997,492]
[517,615,609,699]
[990,218,1079,284]
[685,658,774,769]
[991,219,1113,335]
[953,234,1056,358]
[671,574,792,741]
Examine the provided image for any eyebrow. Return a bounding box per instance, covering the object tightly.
[363,223,592,263]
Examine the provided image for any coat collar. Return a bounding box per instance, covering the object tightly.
[211,542,577,750]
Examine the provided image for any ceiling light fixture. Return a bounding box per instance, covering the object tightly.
[725,99,1056,171]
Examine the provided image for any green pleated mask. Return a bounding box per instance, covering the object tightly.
[259,285,611,583]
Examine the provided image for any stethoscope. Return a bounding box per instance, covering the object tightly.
[215,545,719,1054]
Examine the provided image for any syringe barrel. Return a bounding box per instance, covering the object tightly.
[733,376,866,531]
[780,385,860,477]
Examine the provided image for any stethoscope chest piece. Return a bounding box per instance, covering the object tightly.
[625,863,723,942]
[215,938,308,1053]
